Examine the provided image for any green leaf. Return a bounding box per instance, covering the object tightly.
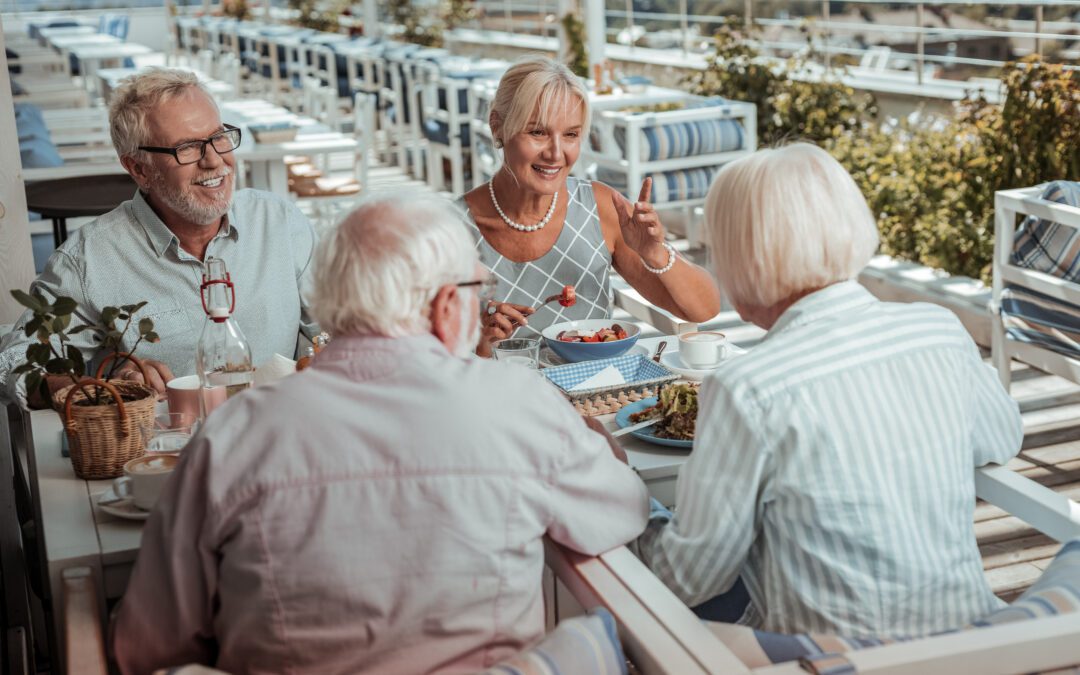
[23,316,42,337]
[144,331,160,343]
[67,325,93,335]
[120,303,136,314]
[138,317,154,335]
[51,315,71,332]
[104,330,123,349]
[12,363,34,375]
[10,289,43,312]
[117,313,129,322]
[101,307,120,326]
[130,300,148,314]
[67,345,85,378]
[51,297,76,316]
[24,372,42,399]
[44,358,73,375]
[27,343,50,365]
[36,327,50,343]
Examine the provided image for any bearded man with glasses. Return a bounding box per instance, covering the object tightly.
[0,68,321,406]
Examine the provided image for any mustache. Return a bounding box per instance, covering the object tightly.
[190,166,234,184]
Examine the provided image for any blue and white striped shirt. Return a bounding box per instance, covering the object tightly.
[637,281,1023,636]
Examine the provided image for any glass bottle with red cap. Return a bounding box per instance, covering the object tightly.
[195,256,253,415]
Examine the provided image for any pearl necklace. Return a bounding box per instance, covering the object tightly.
[489,180,558,233]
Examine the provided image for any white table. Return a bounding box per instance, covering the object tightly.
[17,335,702,657]
[66,43,155,100]
[222,100,358,195]
[36,25,96,46]
[47,33,120,51]
[97,66,234,103]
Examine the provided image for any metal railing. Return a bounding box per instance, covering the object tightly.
[472,1,1080,82]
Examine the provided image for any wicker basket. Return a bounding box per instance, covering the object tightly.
[52,354,157,480]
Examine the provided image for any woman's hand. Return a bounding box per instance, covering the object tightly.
[610,177,669,268]
[481,301,535,345]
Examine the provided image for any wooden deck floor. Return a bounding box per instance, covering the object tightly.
[978,360,1080,601]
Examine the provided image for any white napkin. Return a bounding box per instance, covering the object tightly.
[570,365,625,392]
[254,353,296,387]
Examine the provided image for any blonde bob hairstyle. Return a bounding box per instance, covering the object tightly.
[311,193,478,337]
[109,67,213,160]
[489,55,591,150]
[704,143,879,310]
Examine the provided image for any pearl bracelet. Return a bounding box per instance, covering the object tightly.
[641,242,677,275]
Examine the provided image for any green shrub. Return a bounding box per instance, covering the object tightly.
[691,19,1078,283]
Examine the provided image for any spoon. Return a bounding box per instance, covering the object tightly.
[652,342,668,363]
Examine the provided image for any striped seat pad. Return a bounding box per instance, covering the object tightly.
[1000,285,1080,360]
[598,165,719,203]
[1010,181,1080,282]
[482,608,626,675]
[594,103,746,161]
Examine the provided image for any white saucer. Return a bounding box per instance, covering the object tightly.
[660,346,745,382]
[96,487,150,521]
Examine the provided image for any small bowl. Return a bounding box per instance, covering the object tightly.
[541,319,640,363]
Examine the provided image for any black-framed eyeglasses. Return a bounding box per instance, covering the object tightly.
[138,124,242,166]
[457,276,497,305]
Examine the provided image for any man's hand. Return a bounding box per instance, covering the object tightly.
[583,414,629,464]
[115,359,174,398]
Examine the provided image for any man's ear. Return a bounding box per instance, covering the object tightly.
[121,154,152,191]
[429,284,457,347]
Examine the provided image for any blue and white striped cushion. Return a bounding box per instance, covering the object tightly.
[482,608,626,675]
[597,166,720,204]
[1000,286,1080,360]
[1002,180,1080,361]
[1011,181,1080,283]
[600,101,747,162]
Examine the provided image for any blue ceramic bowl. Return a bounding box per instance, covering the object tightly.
[542,319,640,363]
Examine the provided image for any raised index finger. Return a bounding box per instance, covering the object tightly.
[637,177,652,204]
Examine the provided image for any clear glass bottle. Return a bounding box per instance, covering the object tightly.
[195,257,253,416]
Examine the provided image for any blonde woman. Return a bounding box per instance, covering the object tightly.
[459,56,721,353]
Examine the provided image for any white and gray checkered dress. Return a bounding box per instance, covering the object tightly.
[460,177,613,340]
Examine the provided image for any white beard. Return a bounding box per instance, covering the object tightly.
[452,293,481,359]
[147,164,233,225]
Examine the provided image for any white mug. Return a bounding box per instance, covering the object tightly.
[678,331,729,369]
[112,454,178,511]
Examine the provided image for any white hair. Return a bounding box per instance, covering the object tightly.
[703,143,879,309]
[489,55,591,149]
[109,67,214,159]
[311,194,478,337]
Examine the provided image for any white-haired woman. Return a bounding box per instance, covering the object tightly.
[636,143,1023,636]
[460,56,721,353]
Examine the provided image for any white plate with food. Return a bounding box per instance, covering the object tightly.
[613,383,698,449]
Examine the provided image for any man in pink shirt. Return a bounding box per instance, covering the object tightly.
[111,194,650,674]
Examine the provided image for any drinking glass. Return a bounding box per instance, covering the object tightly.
[143,412,198,454]
[492,338,540,369]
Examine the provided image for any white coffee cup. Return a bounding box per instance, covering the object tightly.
[677,331,729,369]
[112,454,179,511]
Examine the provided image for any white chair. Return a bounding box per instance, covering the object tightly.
[991,183,1080,389]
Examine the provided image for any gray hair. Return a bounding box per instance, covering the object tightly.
[108,68,214,159]
[311,194,479,337]
[489,55,591,149]
[703,143,880,309]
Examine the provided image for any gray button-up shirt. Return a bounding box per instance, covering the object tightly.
[0,189,319,406]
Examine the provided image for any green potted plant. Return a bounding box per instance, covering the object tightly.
[10,290,161,479]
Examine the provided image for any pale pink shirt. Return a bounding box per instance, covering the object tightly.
[112,334,649,674]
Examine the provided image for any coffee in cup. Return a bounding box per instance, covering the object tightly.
[677,331,729,369]
[113,454,179,511]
